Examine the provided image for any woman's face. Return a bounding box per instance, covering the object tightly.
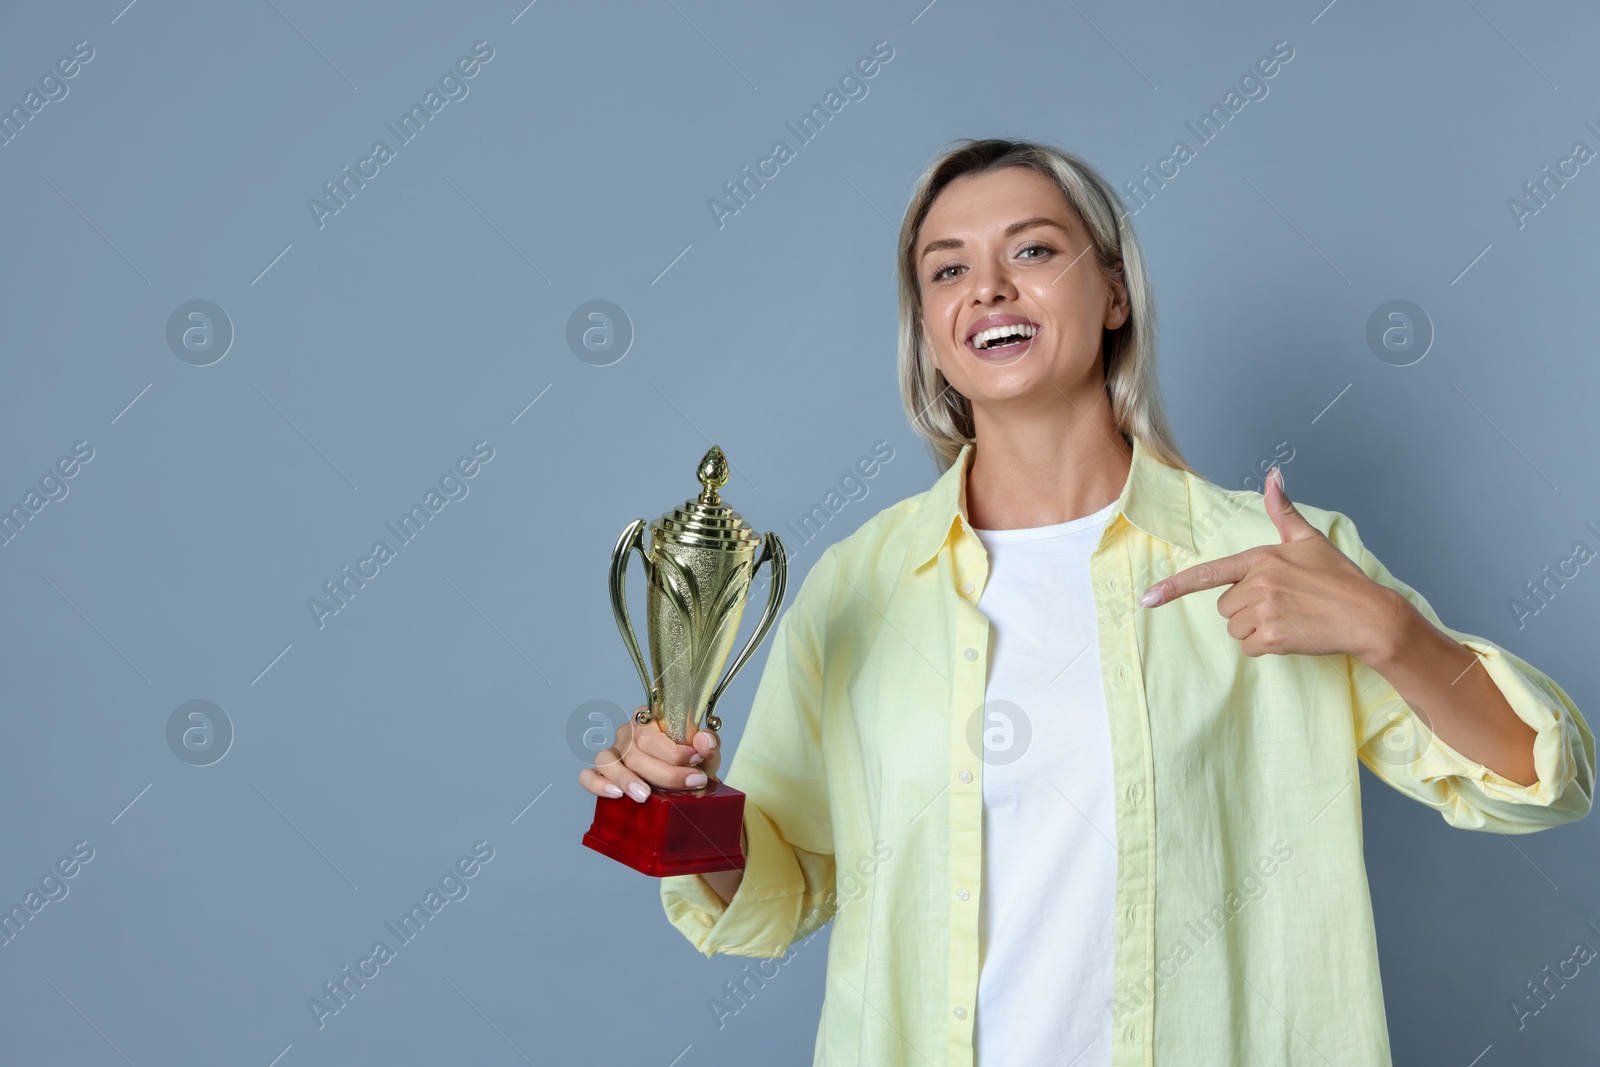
[916,166,1128,412]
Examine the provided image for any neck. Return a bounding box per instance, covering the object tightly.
[963,386,1132,532]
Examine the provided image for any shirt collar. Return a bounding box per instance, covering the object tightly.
[907,432,1195,571]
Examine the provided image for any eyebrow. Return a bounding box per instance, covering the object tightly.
[918,216,1068,260]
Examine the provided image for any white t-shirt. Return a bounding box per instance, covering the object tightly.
[970,497,1119,1067]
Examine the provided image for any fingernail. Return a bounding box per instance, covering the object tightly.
[690,753,704,765]
[602,784,623,798]
[685,772,708,788]
[1138,586,1161,607]
[627,782,649,802]
[705,734,717,749]
[1270,466,1284,493]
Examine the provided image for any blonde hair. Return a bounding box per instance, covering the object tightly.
[896,137,1193,475]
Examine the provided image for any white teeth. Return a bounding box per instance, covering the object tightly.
[971,323,1037,349]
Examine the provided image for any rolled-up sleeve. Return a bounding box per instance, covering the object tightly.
[1327,511,1596,833]
[659,544,840,956]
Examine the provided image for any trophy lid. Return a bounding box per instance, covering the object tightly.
[653,445,762,551]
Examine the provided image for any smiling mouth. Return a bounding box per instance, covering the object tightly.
[967,323,1039,355]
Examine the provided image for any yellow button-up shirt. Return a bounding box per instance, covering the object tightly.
[660,433,1595,1066]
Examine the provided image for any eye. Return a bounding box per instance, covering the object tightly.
[930,262,964,283]
[1018,242,1054,261]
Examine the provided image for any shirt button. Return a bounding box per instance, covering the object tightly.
[1123,1024,1136,1043]
[954,1005,967,1020]
[1126,782,1142,805]
[1126,903,1137,922]
[956,888,969,901]
[958,769,972,783]
[963,647,978,661]
[961,581,974,595]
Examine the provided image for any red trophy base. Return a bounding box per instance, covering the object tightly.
[583,778,747,877]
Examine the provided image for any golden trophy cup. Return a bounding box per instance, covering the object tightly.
[582,445,787,876]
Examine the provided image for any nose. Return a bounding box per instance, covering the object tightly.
[968,253,1018,305]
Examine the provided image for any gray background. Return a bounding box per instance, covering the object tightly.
[1,0,1596,1063]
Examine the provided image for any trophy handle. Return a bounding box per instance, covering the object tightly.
[609,518,660,727]
[703,532,787,731]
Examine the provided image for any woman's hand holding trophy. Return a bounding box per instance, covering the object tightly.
[578,705,721,803]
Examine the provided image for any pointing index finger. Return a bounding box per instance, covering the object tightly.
[1139,549,1255,607]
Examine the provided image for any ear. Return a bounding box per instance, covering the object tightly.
[1104,260,1130,331]
[921,321,942,374]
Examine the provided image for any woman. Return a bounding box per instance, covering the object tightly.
[579,138,1594,1066]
